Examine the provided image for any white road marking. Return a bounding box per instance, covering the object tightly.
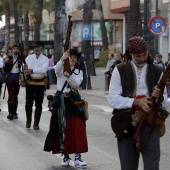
[91,105,113,113]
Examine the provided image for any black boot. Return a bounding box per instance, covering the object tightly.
[13,103,18,119]
[7,103,14,120]
[25,107,32,128]
[33,108,42,130]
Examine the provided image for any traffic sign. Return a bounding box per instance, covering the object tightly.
[148,16,167,35]
[82,26,92,40]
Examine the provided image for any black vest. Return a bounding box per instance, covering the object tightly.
[4,56,22,73]
[117,61,163,98]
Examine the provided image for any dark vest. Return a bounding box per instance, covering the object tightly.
[4,56,22,73]
[117,61,163,98]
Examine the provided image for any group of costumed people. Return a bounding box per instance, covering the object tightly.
[3,43,88,167]
[3,42,49,131]
[1,36,169,169]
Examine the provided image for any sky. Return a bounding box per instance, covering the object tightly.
[65,0,85,12]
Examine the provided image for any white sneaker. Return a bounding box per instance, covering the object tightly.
[61,155,70,166]
[74,155,87,166]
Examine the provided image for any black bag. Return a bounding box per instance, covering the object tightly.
[47,81,67,112]
[111,110,134,138]
[47,92,60,111]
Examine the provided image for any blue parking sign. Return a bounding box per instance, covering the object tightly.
[82,26,92,40]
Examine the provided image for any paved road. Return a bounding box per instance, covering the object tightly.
[0,68,170,170]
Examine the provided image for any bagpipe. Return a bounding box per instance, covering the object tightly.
[133,64,170,151]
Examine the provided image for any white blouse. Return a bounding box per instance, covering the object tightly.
[54,60,83,93]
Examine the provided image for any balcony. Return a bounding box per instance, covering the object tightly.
[110,0,130,13]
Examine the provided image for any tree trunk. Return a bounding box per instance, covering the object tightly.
[54,0,66,64]
[13,0,19,43]
[4,0,10,54]
[126,0,142,46]
[82,0,94,89]
[95,0,109,51]
[34,0,43,41]
[24,10,29,56]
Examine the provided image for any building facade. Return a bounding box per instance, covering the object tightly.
[110,0,170,62]
[69,0,124,55]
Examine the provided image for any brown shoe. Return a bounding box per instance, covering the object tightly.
[33,125,39,130]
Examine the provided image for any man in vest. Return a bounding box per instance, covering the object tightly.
[108,36,169,170]
[4,44,22,120]
[24,41,49,130]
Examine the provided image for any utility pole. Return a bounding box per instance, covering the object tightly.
[154,0,159,57]
[143,0,148,42]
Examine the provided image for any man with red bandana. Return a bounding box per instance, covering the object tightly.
[108,36,169,170]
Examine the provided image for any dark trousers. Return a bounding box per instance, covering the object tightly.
[117,125,160,170]
[6,80,20,103]
[25,85,45,109]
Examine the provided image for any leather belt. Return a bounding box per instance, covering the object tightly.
[31,78,44,82]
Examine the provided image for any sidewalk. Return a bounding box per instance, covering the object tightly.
[80,67,108,98]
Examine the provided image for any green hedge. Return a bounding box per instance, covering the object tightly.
[95,50,109,68]
[95,49,121,68]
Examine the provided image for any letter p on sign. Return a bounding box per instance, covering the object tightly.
[82,26,92,40]
[155,23,160,28]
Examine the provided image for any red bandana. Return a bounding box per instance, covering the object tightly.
[129,36,147,55]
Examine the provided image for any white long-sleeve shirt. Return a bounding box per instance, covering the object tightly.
[25,53,49,78]
[54,60,83,93]
[108,61,169,110]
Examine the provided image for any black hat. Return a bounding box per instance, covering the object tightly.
[30,41,44,49]
[69,48,81,58]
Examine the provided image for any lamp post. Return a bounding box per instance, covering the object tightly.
[90,15,96,76]
[154,0,159,57]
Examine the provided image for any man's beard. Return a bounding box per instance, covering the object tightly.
[14,51,18,55]
[132,56,146,67]
[34,50,41,55]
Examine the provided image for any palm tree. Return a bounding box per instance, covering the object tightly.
[126,0,142,45]
[95,0,108,51]
[13,0,19,43]
[53,0,66,64]
[4,0,10,53]
[23,10,29,55]
[34,0,43,41]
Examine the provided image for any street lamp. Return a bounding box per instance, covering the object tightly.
[90,15,96,76]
